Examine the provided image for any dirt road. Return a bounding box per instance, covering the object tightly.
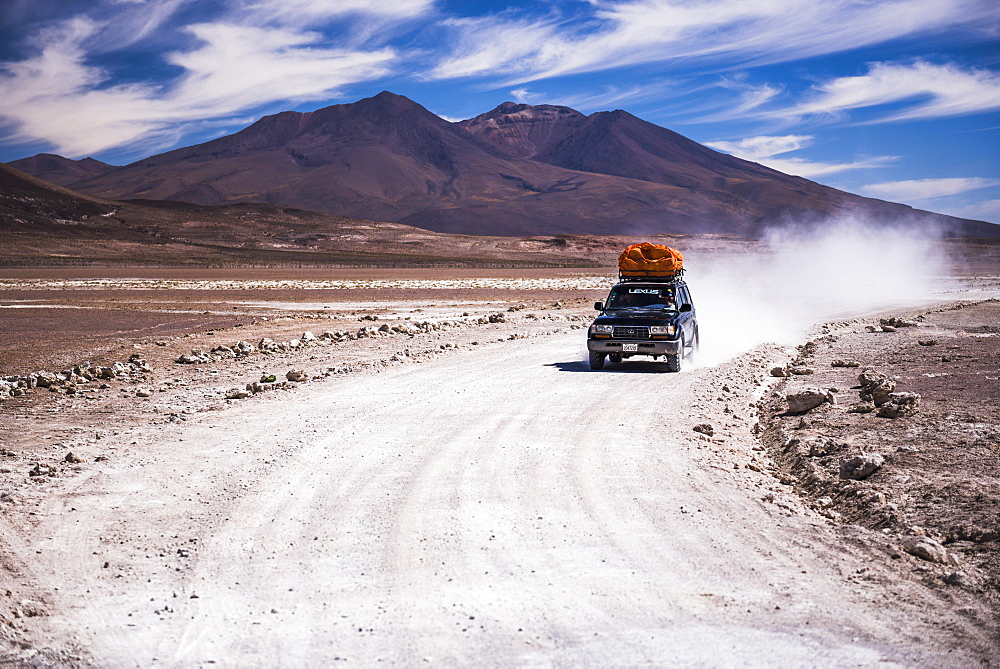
[8,329,993,666]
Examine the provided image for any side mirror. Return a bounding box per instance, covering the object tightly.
[594,301,604,311]
[679,303,692,313]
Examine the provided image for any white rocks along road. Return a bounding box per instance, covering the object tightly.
[17,330,985,666]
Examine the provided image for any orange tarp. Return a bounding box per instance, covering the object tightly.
[618,243,684,276]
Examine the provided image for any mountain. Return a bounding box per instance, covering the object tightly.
[4,162,761,267]
[10,92,998,238]
[7,153,116,187]
[0,163,117,227]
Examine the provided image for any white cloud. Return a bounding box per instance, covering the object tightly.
[510,87,542,104]
[706,134,895,177]
[780,61,1000,123]
[0,16,397,156]
[705,135,812,161]
[861,177,1000,201]
[169,23,394,112]
[428,0,1000,83]
[241,0,434,24]
[947,198,1000,223]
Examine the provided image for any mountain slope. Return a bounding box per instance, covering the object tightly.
[0,163,117,227]
[7,154,116,187]
[13,92,998,238]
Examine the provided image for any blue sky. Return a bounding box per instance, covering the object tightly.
[1,0,998,222]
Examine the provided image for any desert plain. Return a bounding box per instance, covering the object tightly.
[0,237,998,667]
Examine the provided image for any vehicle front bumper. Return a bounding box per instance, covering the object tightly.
[587,338,680,355]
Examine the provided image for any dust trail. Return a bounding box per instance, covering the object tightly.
[686,218,950,367]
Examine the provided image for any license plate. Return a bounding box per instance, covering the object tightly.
[622,343,638,352]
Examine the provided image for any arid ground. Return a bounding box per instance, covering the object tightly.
[1,250,998,666]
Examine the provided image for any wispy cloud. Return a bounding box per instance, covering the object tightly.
[778,61,1000,123]
[947,198,1000,223]
[428,0,1000,83]
[0,2,408,156]
[509,82,672,112]
[706,134,895,177]
[861,177,1000,201]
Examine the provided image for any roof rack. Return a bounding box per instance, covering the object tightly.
[617,269,685,283]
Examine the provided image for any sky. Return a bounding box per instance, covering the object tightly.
[0,0,998,223]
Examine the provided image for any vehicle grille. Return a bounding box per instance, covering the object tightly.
[612,326,649,339]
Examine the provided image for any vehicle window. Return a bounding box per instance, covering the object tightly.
[606,286,677,310]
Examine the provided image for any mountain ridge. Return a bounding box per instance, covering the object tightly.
[6,91,997,238]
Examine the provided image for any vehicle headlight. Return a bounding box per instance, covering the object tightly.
[649,325,675,335]
[590,324,614,334]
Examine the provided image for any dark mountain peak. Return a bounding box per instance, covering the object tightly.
[458,102,587,158]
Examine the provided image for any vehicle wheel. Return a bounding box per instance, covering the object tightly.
[690,327,700,355]
[665,337,683,372]
[608,352,622,364]
[589,351,606,370]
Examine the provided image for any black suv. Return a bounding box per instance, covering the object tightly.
[587,277,698,371]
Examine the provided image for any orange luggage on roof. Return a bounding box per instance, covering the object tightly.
[618,242,684,277]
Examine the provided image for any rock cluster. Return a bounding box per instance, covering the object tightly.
[0,355,150,401]
[854,369,920,418]
[857,369,896,406]
[227,370,312,400]
[177,319,483,365]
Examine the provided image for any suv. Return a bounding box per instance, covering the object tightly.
[587,277,698,372]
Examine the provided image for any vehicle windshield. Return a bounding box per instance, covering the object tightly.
[606,285,677,310]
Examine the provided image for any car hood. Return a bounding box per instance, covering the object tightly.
[593,309,679,325]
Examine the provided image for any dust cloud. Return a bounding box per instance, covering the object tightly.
[687,218,950,367]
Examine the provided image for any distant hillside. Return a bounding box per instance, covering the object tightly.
[7,153,116,187]
[0,163,117,227]
[9,92,999,238]
[6,164,760,267]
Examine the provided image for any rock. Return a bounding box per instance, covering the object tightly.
[692,423,714,437]
[881,317,918,328]
[847,402,875,414]
[839,453,884,480]
[301,331,317,343]
[29,463,56,477]
[876,392,921,418]
[63,452,84,464]
[831,359,860,368]
[769,366,789,377]
[808,439,836,456]
[785,387,835,414]
[135,388,153,397]
[901,536,951,564]
[917,340,937,346]
[788,366,815,375]
[857,369,895,406]
[226,388,250,400]
[286,370,309,382]
[944,571,970,587]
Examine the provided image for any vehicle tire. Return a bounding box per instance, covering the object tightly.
[665,337,683,372]
[608,352,622,364]
[690,327,700,355]
[589,351,606,370]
